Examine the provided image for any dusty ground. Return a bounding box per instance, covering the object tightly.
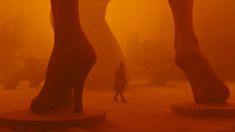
[1,81,235,132]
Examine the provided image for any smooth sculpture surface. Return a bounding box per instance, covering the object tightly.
[31,0,96,113]
[168,0,230,103]
[80,0,124,87]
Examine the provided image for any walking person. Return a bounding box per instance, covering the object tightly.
[113,62,128,103]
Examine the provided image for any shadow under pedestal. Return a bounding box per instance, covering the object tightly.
[0,108,106,131]
[171,102,235,117]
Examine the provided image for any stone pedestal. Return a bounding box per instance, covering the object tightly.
[171,102,235,117]
[0,108,106,131]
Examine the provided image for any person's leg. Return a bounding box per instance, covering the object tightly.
[168,0,230,103]
[120,92,127,103]
[31,0,96,113]
[113,92,119,102]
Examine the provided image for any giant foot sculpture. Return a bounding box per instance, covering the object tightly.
[31,32,96,113]
[30,0,96,113]
[169,0,230,103]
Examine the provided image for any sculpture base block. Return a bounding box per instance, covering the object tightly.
[171,102,235,117]
[0,108,106,130]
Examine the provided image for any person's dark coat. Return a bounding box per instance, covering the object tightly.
[114,67,127,92]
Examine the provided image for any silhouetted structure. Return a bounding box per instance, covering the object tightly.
[125,31,140,64]
[125,31,171,85]
[30,0,230,114]
[0,18,26,83]
[149,60,171,86]
[80,0,124,88]
[4,56,46,89]
[113,63,128,103]
[195,1,235,81]
[168,0,229,103]
[31,0,96,113]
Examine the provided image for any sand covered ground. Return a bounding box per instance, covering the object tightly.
[1,81,235,132]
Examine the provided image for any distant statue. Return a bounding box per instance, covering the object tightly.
[125,31,170,86]
[125,31,141,64]
[113,62,128,103]
[31,0,229,113]
[0,20,24,67]
[0,18,26,83]
[4,56,46,89]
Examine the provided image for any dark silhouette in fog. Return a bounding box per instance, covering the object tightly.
[168,0,229,103]
[31,0,96,113]
[125,31,142,64]
[0,18,25,84]
[113,63,128,103]
[4,56,46,89]
[126,31,171,85]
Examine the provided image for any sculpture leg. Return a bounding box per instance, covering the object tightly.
[31,0,96,113]
[168,0,230,103]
